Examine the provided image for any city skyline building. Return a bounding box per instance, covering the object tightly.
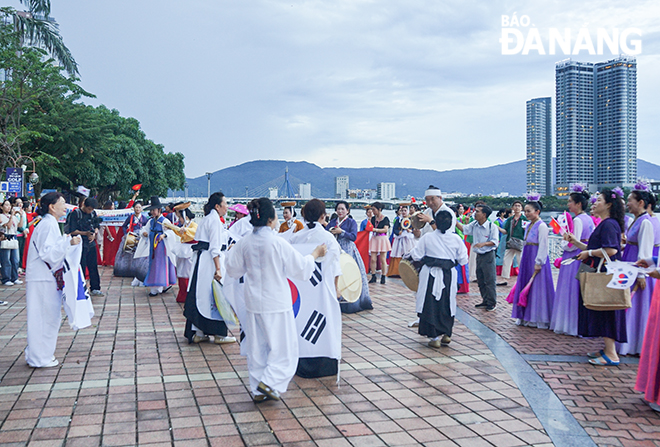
[335,175,349,199]
[299,182,311,199]
[554,56,636,196]
[526,97,552,196]
[377,182,396,200]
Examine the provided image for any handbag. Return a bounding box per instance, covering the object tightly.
[0,238,19,250]
[506,237,524,251]
[578,248,631,311]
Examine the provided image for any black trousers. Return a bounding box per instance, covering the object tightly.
[476,250,497,307]
[82,246,100,291]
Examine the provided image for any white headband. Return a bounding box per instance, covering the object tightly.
[424,189,442,197]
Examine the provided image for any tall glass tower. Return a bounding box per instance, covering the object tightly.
[554,56,637,195]
[594,56,637,186]
[526,97,552,196]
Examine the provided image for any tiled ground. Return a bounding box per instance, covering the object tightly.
[0,267,657,446]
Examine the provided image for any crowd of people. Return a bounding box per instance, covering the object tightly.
[16,182,660,412]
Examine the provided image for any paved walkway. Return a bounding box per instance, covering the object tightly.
[0,267,657,446]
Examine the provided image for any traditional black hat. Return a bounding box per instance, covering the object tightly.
[145,196,163,211]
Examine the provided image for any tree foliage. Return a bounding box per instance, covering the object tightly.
[0,20,185,202]
[0,22,87,171]
[2,1,78,75]
[23,101,185,201]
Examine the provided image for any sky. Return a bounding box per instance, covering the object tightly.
[13,0,660,178]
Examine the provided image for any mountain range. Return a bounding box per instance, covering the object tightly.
[173,159,660,198]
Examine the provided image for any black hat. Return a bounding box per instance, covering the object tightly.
[145,196,163,211]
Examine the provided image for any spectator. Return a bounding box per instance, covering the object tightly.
[64,197,103,296]
[462,205,500,311]
[498,200,527,283]
[0,198,22,286]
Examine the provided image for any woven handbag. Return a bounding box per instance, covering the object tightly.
[578,249,631,311]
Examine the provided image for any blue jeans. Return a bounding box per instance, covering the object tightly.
[0,248,19,284]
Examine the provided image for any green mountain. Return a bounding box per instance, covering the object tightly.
[173,159,660,198]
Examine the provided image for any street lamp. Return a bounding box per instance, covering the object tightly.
[184,182,188,200]
[205,172,212,198]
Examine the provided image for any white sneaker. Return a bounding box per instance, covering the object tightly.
[408,318,420,328]
[3,282,13,286]
[91,290,104,296]
[43,358,59,368]
[14,279,23,285]
[0,301,8,306]
[214,336,237,345]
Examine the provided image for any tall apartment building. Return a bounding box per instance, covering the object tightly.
[594,57,637,186]
[335,176,349,199]
[555,56,636,196]
[526,97,552,196]
[299,183,312,199]
[377,182,396,200]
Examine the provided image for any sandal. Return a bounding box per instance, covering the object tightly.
[587,350,605,359]
[588,353,620,366]
[257,382,281,401]
[252,394,268,403]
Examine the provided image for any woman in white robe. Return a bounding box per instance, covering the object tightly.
[225,197,327,402]
[25,192,82,367]
[410,209,468,348]
[183,192,236,345]
[289,198,343,378]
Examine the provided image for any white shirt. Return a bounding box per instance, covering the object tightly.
[410,229,468,316]
[462,219,499,254]
[228,216,253,241]
[225,226,316,313]
[419,203,457,237]
[26,214,72,283]
[289,222,342,279]
[195,211,227,259]
[0,212,19,235]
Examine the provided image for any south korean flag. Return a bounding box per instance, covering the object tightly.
[62,243,95,331]
[289,244,342,362]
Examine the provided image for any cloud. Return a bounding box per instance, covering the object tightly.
[23,0,660,177]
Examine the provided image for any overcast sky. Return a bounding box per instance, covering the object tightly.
[15,0,660,178]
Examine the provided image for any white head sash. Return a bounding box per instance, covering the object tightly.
[424,188,442,197]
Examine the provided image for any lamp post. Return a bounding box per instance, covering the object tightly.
[184,182,188,200]
[205,172,212,198]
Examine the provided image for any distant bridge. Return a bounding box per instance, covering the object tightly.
[166,196,407,209]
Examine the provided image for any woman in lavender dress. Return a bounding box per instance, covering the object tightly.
[616,185,657,355]
[567,188,626,366]
[327,201,373,313]
[510,196,555,329]
[550,187,594,336]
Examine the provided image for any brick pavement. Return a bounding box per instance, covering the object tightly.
[0,267,657,446]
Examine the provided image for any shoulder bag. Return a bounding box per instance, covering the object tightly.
[578,248,631,311]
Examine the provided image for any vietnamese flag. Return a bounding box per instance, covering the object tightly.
[549,217,563,235]
[355,231,371,270]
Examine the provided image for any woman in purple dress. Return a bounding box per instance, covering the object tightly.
[566,188,626,366]
[327,201,373,313]
[550,186,594,336]
[510,196,555,329]
[616,185,657,355]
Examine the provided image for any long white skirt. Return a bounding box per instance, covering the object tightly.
[25,281,62,367]
[243,310,298,395]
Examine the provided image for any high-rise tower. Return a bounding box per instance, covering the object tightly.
[526,97,552,196]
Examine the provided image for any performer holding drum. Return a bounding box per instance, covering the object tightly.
[409,210,468,348]
[327,201,373,313]
[388,204,416,277]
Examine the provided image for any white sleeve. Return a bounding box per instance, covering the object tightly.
[33,221,71,269]
[409,236,426,262]
[535,223,549,265]
[462,221,474,236]
[455,236,469,266]
[224,240,246,279]
[638,220,654,261]
[563,218,582,252]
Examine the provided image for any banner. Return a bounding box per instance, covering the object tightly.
[6,167,22,193]
[59,205,133,226]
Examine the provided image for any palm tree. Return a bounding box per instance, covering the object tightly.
[4,0,78,75]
